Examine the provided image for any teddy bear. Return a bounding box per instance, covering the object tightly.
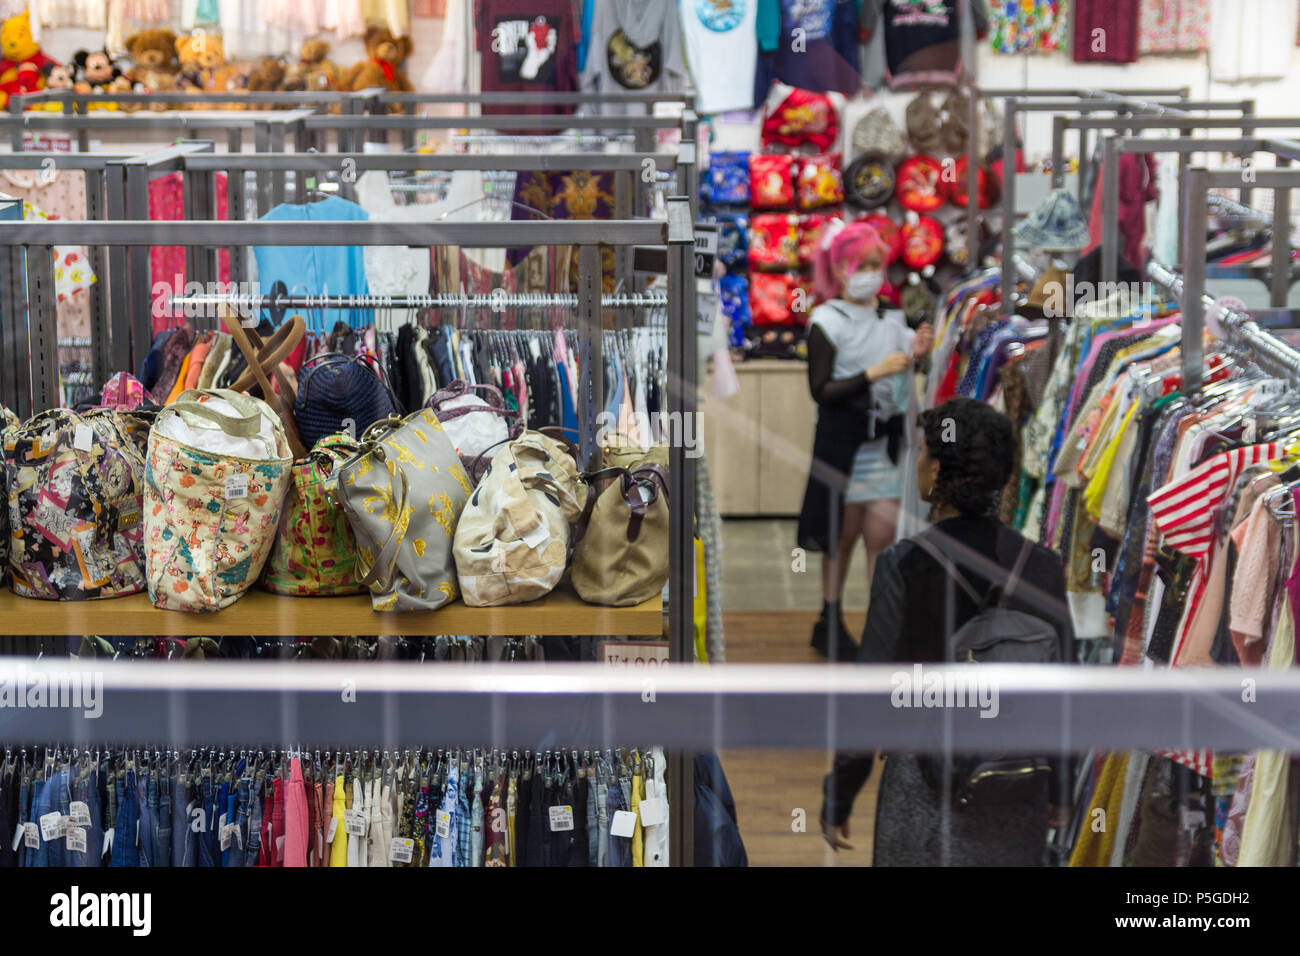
[291,39,340,94]
[125,29,179,95]
[342,27,413,95]
[245,56,286,94]
[0,11,57,109]
[175,30,232,107]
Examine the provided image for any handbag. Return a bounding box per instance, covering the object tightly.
[261,432,365,596]
[143,389,293,612]
[334,408,473,612]
[571,463,670,607]
[426,379,520,483]
[5,407,149,600]
[452,430,585,607]
[296,350,402,450]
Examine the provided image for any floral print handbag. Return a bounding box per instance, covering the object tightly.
[143,390,293,612]
[261,432,365,596]
[5,407,148,600]
[334,408,474,612]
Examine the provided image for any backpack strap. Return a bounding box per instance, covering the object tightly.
[999,540,1034,607]
[910,533,1035,609]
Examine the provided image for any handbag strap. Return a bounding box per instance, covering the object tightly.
[170,391,263,439]
[222,312,306,459]
[227,314,305,393]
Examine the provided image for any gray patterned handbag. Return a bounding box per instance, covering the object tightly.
[335,408,474,612]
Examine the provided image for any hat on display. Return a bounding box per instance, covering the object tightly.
[844,153,895,210]
[761,88,839,151]
[947,155,1000,209]
[939,89,971,154]
[901,213,944,270]
[851,106,909,162]
[861,212,902,265]
[1022,264,1069,319]
[1014,187,1090,251]
[905,92,943,152]
[896,154,946,212]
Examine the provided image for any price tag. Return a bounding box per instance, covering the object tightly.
[70,801,91,827]
[102,827,113,857]
[73,423,93,452]
[65,827,86,853]
[11,822,23,853]
[275,835,284,862]
[639,797,667,828]
[220,824,232,851]
[548,805,574,832]
[520,522,549,549]
[435,810,451,839]
[23,822,39,849]
[326,817,339,843]
[224,473,249,499]
[389,837,414,863]
[39,811,63,842]
[344,808,365,836]
[1257,379,1287,398]
[610,810,637,838]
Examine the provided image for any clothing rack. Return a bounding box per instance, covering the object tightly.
[0,108,313,154]
[167,292,671,310]
[0,201,699,863]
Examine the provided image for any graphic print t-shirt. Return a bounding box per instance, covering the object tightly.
[476,0,578,127]
[754,0,861,105]
[680,0,759,114]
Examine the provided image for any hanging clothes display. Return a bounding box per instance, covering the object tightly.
[0,745,668,868]
[753,0,860,105]
[475,0,579,131]
[580,0,688,109]
[149,172,232,334]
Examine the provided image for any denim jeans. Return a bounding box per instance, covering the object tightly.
[156,773,171,869]
[469,770,484,868]
[110,769,139,867]
[171,774,189,867]
[31,770,71,868]
[595,775,610,868]
[68,771,103,867]
[16,774,31,868]
[135,771,154,868]
[228,777,250,868]
[607,776,629,868]
[244,772,264,867]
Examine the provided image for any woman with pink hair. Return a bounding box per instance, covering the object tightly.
[797,219,932,660]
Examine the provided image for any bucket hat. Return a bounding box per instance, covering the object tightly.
[1014,187,1090,251]
[851,106,908,162]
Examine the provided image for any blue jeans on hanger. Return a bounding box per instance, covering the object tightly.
[135,770,154,867]
[110,769,139,867]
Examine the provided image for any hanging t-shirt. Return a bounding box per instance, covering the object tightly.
[754,0,860,106]
[1210,0,1295,82]
[476,0,579,128]
[252,196,370,329]
[582,0,688,111]
[1071,0,1139,63]
[863,0,989,87]
[679,0,759,115]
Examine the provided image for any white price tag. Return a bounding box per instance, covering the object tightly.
[548,805,574,832]
[275,835,284,862]
[65,827,86,853]
[70,801,91,827]
[639,797,666,827]
[344,808,365,836]
[520,522,549,549]
[224,473,249,499]
[73,423,93,452]
[101,827,113,857]
[435,810,451,839]
[389,837,414,863]
[326,817,339,843]
[220,824,232,852]
[39,811,62,842]
[610,810,637,838]
[23,822,39,849]
[11,822,23,852]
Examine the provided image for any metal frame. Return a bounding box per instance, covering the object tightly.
[0,207,698,864]
[0,109,311,153]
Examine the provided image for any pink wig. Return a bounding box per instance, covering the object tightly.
[814,220,889,301]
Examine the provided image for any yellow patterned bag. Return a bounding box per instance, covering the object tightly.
[334,409,473,612]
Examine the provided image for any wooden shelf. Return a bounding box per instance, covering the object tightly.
[0,586,662,637]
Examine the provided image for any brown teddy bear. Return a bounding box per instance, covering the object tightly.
[294,39,340,93]
[245,56,285,94]
[175,30,230,107]
[342,27,413,95]
[125,28,178,107]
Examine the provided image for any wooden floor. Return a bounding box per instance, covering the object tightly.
[718,609,880,867]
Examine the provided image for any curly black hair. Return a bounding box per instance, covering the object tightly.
[918,398,1016,518]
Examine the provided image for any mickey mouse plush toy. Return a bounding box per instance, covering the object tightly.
[72,48,121,92]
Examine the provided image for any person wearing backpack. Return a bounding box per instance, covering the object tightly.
[819,398,1075,865]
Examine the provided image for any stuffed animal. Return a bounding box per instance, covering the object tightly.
[125,29,179,98]
[175,30,229,106]
[0,11,56,109]
[72,48,121,92]
[342,27,413,95]
[292,39,340,93]
[245,56,286,94]
[24,62,70,110]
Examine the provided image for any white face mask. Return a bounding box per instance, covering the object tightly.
[845,269,884,302]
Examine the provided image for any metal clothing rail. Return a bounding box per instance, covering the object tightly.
[166,292,671,310]
[6,660,1300,754]
[0,108,313,153]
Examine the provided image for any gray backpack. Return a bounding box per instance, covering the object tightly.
[911,535,1059,807]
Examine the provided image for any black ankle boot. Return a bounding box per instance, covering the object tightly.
[810,606,856,660]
